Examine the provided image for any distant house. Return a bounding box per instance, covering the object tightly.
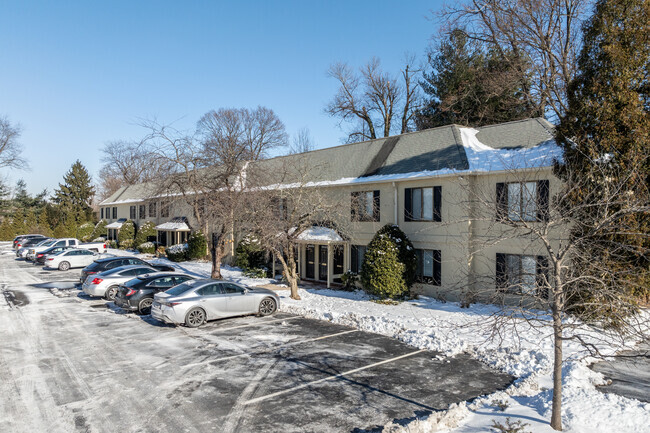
[99,118,562,304]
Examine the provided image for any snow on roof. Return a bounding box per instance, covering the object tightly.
[105,219,126,229]
[155,220,190,231]
[296,226,343,242]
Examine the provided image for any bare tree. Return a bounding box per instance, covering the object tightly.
[0,116,27,170]
[246,157,348,300]
[289,127,315,154]
[448,151,649,430]
[326,57,421,143]
[438,0,590,120]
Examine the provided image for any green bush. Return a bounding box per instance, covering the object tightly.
[106,240,118,249]
[243,267,268,278]
[137,242,156,254]
[360,233,407,299]
[187,231,207,260]
[134,220,156,247]
[166,243,189,262]
[76,222,95,242]
[90,220,108,240]
[119,239,134,250]
[376,224,417,288]
[117,219,136,248]
[235,236,266,270]
[341,270,359,291]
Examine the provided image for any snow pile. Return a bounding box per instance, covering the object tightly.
[165,243,188,254]
[277,288,650,433]
[296,226,343,242]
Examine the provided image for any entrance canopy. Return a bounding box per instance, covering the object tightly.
[155,217,190,231]
[296,226,344,242]
[105,218,126,229]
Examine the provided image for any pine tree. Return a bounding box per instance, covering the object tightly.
[360,233,407,299]
[37,210,52,236]
[24,208,38,233]
[52,160,95,225]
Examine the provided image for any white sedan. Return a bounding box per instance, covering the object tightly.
[45,249,99,271]
[82,265,157,300]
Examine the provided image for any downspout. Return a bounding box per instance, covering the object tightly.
[392,182,398,225]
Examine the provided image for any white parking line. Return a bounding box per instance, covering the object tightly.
[242,349,427,406]
[208,315,300,332]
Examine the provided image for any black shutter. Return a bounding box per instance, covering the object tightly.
[351,245,358,273]
[496,183,507,221]
[100,208,104,219]
[350,192,357,221]
[537,180,550,221]
[536,255,549,299]
[496,253,507,291]
[433,249,441,286]
[404,188,412,222]
[433,186,442,222]
[373,190,380,222]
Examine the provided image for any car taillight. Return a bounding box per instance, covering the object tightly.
[47,258,53,261]
[125,289,136,296]
[91,278,103,285]
[103,244,107,249]
[37,254,44,258]
[161,301,179,306]
[17,244,21,248]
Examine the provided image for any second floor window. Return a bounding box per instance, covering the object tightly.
[496,180,549,222]
[130,206,136,220]
[160,201,170,218]
[149,202,157,218]
[139,205,145,219]
[351,191,380,222]
[112,207,117,219]
[100,208,104,219]
[404,186,441,222]
[272,197,289,220]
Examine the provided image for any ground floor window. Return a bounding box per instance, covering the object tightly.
[496,253,548,296]
[415,249,441,286]
[350,245,366,274]
[333,245,344,274]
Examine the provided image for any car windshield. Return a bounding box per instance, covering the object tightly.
[86,262,101,271]
[124,278,143,288]
[35,239,50,246]
[100,266,129,276]
[50,250,66,256]
[42,240,56,247]
[164,281,198,296]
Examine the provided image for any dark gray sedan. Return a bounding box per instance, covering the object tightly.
[151,279,280,327]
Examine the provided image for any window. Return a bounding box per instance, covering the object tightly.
[222,283,245,294]
[149,202,157,218]
[333,245,344,274]
[272,197,288,220]
[351,191,380,222]
[139,205,145,219]
[112,207,117,219]
[415,249,441,286]
[160,201,169,218]
[496,253,548,296]
[350,245,367,274]
[197,283,223,296]
[404,187,441,222]
[100,208,104,219]
[148,277,175,288]
[496,180,549,222]
[130,206,136,220]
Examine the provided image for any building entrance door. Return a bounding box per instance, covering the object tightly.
[305,245,315,279]
[318,245,328,281]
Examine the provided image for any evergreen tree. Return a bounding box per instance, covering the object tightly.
[52,160,95,225]
[417,31,539,129]
[90,219,108,240]
[37,210,52,236]
[24,208,38,233]
[360,232,407,299]
[556,0,650,308]
[375,224,417,288]
[117,219,136,249]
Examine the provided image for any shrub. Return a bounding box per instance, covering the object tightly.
[341,270,359,291]
[490,418,530,433]
[243,267,268,278]
[117,219,136,248]
[134,220,156,247]
[375,224,417,288]
[92,237,106,242]
[106,240,118,249]
[235,236,266,270]
[360,233,407,299]
[187,230,207,260]
[166,243,189,262]
[137,242,156,254]
[76,222,95,242]
[156,245,166,257]
[90,220,108,240]
[119,239,134,250]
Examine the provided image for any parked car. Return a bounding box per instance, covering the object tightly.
[82,265,158,300]
[13,234,47,250]
[16,237,52,258]
[33,245,74,265]
[28,238,107,260]
[151,279,279,327]
[114,272,195,314]
[80,257,175,283]
[45,249,99,271]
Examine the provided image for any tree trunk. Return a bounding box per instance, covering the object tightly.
[276,249,301,300]
[551,285,563,430]
[211,246,222,279]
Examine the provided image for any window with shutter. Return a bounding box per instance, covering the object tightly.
[404,187,441,222]
[351,191,380,222]
[497,180,549,222]
[497,253,547,296]
[415,249,441,286]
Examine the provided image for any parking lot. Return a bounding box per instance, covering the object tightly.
[0,247,513,433]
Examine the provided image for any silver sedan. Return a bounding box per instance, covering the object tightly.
[151,279,279,327]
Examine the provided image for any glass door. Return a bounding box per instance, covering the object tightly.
[306,245,315,279]
[319,245,328,281]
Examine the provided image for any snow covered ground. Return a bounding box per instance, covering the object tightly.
[101,249,650,432]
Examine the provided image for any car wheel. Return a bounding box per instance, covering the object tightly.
[138,298,153,315]
[58,261,70,271]
[104,286,118,301]
[258,297,277,316]
[185,308,205,328]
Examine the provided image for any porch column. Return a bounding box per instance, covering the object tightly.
[327,243,332,288]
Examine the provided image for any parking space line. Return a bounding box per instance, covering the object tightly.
[208,315,300,332]
[208,329,359,363]
[242,349,426,406]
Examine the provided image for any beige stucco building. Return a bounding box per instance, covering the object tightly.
[99,118,562,304]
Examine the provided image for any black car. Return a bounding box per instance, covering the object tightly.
[80,257,175,283]
[114,273,195,314]
[13,234,47,250]
[33,246,74,265]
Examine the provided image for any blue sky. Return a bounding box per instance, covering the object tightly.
[1,1,443,195]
